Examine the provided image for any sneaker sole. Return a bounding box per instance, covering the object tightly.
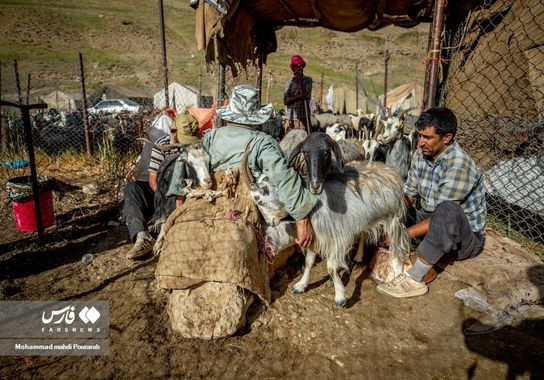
[376,284,429,298]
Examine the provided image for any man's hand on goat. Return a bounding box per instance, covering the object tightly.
[295,216,314,248]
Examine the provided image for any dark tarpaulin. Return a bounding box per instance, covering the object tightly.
[192,0,434,69]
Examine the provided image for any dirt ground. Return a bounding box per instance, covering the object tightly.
[1,210,543,379]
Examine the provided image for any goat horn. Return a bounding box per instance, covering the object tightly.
[241,140,257,190]
[136,137,188,151]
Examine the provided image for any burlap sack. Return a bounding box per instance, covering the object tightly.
[155,168,271,338]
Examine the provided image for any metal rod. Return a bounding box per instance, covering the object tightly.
[0,60,4,150]
[26,73,31,105]
[256,52,263,104]
[216,63,226,127]
[14,59,23,105]
[319,71,324,109]
[198,68,202,107]
[383,48,390,111]
[78,53,91,157]
[423,0,447,110]
[266,70,272,104]
[159,0,169,109]
[21,106,45,242]
[355,62,359,111]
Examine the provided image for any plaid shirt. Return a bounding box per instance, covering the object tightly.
[404,141,487,233]
[284,75,312,121]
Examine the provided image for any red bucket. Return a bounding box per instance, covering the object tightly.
[12,190,55,232]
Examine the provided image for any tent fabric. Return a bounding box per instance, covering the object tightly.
[153,82,212,114]
[193,0,434,67]
[40,90,81,111]
[88,85,150,108]
[378,82,424,115]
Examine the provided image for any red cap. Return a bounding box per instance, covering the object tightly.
[290,55,306,71]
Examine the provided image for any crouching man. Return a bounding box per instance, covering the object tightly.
[377,107,487,298]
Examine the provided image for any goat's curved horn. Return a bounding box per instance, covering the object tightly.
[136,137,188,151]
[241,140,257,190]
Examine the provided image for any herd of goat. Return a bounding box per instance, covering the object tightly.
[151,108,419,307]
[2,108,147,156]
[4,106,419,307]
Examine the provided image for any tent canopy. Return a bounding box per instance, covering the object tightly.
[40,90,82,111]
[192,0,435,68]
[153,82,213,113]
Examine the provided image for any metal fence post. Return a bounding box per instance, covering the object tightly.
[423,0,447,110]
[216,63,226,127]
[14,59,23,105]
[159,0,169,109]
[78,53,91,158]
[2,100,49,243]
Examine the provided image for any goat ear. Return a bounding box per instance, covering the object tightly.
[287,141,303,167]
[328,136,344,173]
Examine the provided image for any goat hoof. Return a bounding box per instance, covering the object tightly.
[291,287,304,294]
[335,299,347,308]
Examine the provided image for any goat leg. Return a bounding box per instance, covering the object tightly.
[327,261,347,307]
[291,249,316,294]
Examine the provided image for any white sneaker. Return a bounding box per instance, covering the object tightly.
[376,273,429,298]
[126,236,155,260]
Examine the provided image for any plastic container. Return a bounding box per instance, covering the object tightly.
[12,190,55,231]
[7,175,55,232]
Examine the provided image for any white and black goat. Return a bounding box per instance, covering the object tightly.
[381,116,412,181]
[244,132,409,307]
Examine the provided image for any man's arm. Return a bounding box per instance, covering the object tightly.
[148,171,158,192]
[407,217,430,239]
[295,216,314,248]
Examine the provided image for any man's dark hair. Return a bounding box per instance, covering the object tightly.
[415,107,457,138]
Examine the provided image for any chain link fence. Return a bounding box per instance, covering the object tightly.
[0,61,218,250]
[441,0,544,242]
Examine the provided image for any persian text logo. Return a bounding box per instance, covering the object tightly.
[79,306,101,324]
[41,306,101,325]
[42,306,76,325]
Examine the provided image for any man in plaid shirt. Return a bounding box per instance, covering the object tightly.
[377,107,487,298]
[283,55,312,132]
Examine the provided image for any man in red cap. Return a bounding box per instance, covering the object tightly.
[283,55,312,132]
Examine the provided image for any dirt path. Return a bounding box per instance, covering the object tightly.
[1,225,543,379]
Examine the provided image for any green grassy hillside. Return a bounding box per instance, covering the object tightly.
[0,0,429,109]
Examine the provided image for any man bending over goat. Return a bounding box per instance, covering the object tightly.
[167,84,318,250]
[377,107,487,298]
[124,113,200,260]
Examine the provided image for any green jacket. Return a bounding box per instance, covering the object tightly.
[168,123,317,221]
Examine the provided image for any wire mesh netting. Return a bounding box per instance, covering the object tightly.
[0,73,217,250]
[441,0,544,241]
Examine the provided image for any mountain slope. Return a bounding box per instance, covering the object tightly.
[0,0,429,108]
